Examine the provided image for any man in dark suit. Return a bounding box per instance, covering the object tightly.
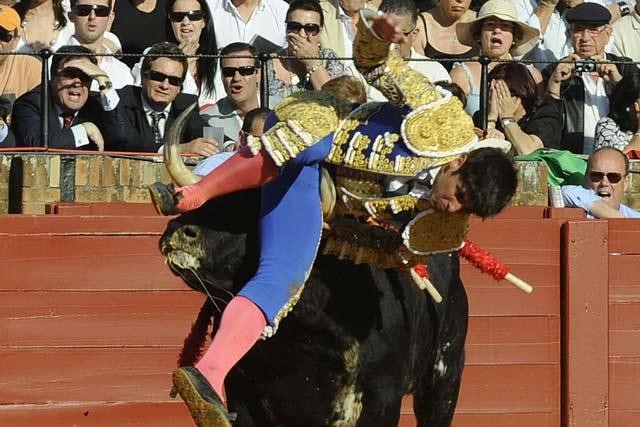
[116,42,217,154]
[12,45,124,150]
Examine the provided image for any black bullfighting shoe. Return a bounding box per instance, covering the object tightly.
[173,367,232,427]
[148,182,182,216]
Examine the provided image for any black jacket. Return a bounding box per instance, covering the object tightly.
[543,53,637,154]
[115,85,205,153]
[12,85,127,149]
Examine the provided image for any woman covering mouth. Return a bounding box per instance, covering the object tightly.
[450,0,542,118]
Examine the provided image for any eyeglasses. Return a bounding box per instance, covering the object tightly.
[0,29,13,43]
[588,171,625,184]
[571,25,608,38]
[168,10,204,22]
[286,21,321,36]
[221,66,257,78]
[73,4,111,17]
[144,69,184,86]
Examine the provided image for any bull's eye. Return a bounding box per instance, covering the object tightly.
[182,225,200,239]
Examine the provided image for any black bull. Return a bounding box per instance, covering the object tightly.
[160,188,469,427]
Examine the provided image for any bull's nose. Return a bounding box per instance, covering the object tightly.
[182,225,200,239]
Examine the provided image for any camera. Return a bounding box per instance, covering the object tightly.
[574,59,597,74]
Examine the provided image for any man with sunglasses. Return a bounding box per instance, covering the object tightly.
[201,42,261,149]
[66,0,133,90]
[12,45,126,150]
[562,147,640,218]
[546,2,637,155]
[116,42,215,154]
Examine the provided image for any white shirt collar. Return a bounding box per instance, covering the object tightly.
[223,0,265,14]
[141,94,172,117]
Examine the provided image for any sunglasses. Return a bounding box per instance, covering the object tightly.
[0,29,13,43]
[144,69,184,86]
[588,171,625,184]
[73,4,111,17]
[286,21,321,36]
[58,67,92,82]
[168,10,204,22]
[221,66,257,78]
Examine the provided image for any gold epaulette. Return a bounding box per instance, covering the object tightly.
[402,211,468,255]
[247,91,352,166]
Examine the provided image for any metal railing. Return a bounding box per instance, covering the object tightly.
[2,49,638,151]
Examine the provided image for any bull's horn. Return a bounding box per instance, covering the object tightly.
[163,102,202,186]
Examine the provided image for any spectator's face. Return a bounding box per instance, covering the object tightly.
[570,23,612,58]
[52,58,93,112]
[142,57,184,110]
[221,52,259,107]
[440,0,472,21]
[286,9,322,48]
[480,18,515,58]
[70,0,112,45]
[388,13,417,60]
[0,26,18,54]
[169,0,205,44]
[430,156,470,214]
[586,149,628,209]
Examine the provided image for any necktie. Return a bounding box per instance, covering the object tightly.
[62,112,75,129]
[151,112,165,145]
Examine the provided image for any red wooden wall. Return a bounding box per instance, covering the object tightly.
[1,204,638,426]
[0,212,195,426]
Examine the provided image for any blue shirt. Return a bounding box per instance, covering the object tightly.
[561,185,640,218]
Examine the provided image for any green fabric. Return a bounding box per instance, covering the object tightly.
[516,150,587,186]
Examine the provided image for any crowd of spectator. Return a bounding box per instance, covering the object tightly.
[0,0,638,214]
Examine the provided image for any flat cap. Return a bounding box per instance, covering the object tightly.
[565,2,612,25]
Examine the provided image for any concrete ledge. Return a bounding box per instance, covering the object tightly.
[3,153,635,214]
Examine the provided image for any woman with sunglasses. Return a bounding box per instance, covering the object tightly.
[267,0,346,106]
[166,0,221,106]
[14,0,74,53]
[594,70,640,155]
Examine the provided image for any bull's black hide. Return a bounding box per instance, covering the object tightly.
[160,189,469,427]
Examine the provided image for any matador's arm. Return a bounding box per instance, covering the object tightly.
[353,8,442,109]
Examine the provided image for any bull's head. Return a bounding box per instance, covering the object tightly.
[159,105,261,304]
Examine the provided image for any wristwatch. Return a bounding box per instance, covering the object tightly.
[618,2,630,16]
[500,117,517,128]
[98,80,113,91]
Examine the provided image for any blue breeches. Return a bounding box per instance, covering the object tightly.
[237,135,333,328]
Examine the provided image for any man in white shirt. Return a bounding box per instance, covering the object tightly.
[512,0,630,70]
[66,0,133,90]
[546,2,636,154]
[208,0,288,50]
